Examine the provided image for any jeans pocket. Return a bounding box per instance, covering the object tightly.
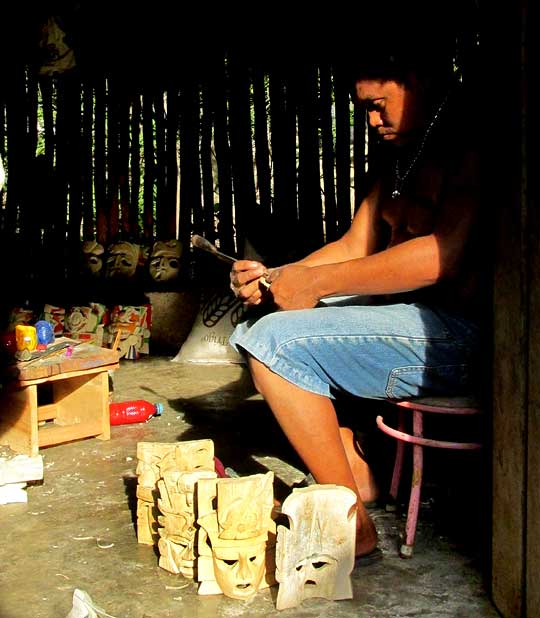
[386,364,470,399]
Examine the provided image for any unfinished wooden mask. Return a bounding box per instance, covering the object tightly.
[135,440,215,545]
[81,240,105,276]
[275,485,357,611]
[157,469,217,577]
[197,472,276,599]
[149,239,182,282]
[105,241,140,279]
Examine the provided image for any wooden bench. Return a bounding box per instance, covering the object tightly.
[0,339,119,456]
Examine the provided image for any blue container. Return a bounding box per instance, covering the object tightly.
[35,320,55,345]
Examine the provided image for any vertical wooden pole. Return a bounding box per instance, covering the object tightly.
[297,63,323,254]
[178,76,202,252]
[524,4,540,616]
[334,65,352,237]
[200,79,216,240]
[211,60,234,254]
[118,85,131,239]
[129,92,141,239]
[81,78,95,240]
[252,67,272,217]
[269,69,297,233]
[319,63,337,242]
[94,77,107,246]
[142,84,156,242]
[154,89,167,238]
[488,3,529,617]
[228,52,257,254]
[107,78,120,242]
[165,83,179,239]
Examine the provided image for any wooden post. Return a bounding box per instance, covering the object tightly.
[487,2,540,617]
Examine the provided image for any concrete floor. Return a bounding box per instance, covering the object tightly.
[0,357,501,618]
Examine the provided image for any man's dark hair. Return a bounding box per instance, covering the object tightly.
[335,3,462,94]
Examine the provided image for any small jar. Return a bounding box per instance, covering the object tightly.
[15,325,38,352]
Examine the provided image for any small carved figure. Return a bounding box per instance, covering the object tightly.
[275,485,357,611]
[197,472,276,599]
[149,239,182,282]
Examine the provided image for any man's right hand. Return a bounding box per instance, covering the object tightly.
[230,260,271,306]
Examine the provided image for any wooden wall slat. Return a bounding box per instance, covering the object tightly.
[94,77,107,245]
[200,80,216,242]
[0,80,6,169]
[178,78,202,251]
[39,78,55,168]
[106,79,120,241]
[118,87,130,239]
[525,4,540,616]
[252,68,272,217]
[26,70,38,160]
[353,100,367,211]
[4,66,27,239]
[269,71,297,230]
[488,3,527,616]
[20,70,42,280]
[319,63,337,242]
[142,85,156,242]
[211,61,234,254]
[154,90,167,239]
[165,84,179,239]
[334,65,352,237]
[81,79,94,240]
[52,78,69,261]
[297,64,324,254]
[228,53,257,254]
[65,76,82,258]
[129,93,141,238]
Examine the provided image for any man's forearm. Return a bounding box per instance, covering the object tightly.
[295,238,364,268]
[312,236,443,298]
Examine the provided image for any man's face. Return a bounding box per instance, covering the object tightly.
[355,78,425,146]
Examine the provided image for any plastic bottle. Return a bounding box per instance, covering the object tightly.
[109,400,164,425]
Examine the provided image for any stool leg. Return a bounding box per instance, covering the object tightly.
[400,409,423,558]
[386,409,406,512]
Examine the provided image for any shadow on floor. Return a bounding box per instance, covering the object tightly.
[159,367,489,565]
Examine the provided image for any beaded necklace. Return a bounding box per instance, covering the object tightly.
[391,93,450,199]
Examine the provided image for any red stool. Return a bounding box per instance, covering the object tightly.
[376,396,482,558]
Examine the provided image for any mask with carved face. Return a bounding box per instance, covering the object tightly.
[275,486,357,610]
[196,473,276,599]
[105,241,139,279]
[149,239,182,282]
[82,240,105,276]
[211,541,267,599]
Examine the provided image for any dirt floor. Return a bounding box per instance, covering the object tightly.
[0,356,501,618]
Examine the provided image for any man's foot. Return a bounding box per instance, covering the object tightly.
[355,510,379,557]
[340,427,379,505]
[354,547,383,566]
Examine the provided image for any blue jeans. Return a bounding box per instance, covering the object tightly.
[229,299,481,400]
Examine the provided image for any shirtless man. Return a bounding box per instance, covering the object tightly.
[229,51,482,560]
